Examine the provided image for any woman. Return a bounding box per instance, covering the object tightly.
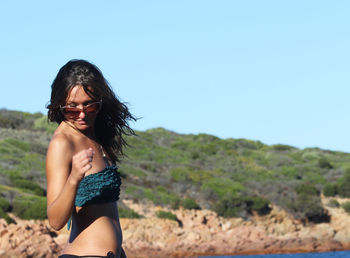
[46,59,135,258]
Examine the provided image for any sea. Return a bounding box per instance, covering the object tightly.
[199,251,350,258]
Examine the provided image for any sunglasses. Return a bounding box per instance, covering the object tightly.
[60,100,102,118]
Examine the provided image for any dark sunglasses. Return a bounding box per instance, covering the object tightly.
[60,100,102,118]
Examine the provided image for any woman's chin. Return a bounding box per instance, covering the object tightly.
[73,122,92,131]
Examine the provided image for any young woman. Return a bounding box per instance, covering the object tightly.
[46,60,135,258]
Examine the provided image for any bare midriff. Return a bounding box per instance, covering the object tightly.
[60,202,122,256]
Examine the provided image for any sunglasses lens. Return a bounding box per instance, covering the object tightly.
[61,102,101,118]
[85,103,100,113]
[64,107,81,117]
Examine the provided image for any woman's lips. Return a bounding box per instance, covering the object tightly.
[77,120,87,125]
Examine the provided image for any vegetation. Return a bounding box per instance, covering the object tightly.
[327,199,340,208]
[118,207,142,218]
[213,194,271,218]
[156,210,177,221]
[12,195,47,220]
[323,183,337,197]
[0,196,14,223]
[342,202,350,213]
[0,109,350,224]
[181,198,201,210]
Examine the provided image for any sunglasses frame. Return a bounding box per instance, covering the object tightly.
[60,100,102,117]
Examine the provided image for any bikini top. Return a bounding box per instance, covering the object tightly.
[75,164,121,207]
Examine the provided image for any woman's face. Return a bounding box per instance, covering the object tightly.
[63,85,100,132]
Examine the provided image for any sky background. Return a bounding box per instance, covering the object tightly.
[1,1,350,152]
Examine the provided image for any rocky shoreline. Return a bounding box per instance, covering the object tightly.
[1,197,350,257]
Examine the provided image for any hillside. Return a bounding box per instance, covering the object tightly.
[0,108,349,224]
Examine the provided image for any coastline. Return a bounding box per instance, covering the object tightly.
[1,196,350,258]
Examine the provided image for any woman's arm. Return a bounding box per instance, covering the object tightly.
[46,134,94,230]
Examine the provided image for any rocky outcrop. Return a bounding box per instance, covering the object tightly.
[0,218,61,258]
[120,202,349,258]
[1,197,350,257]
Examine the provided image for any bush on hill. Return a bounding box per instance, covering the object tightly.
[156,210,177,221]
[12,195,46,220]
[285,183,329,223]
[337,169,350,198]
[118,207,142,218]
[0,109,41,130]
[271,144,296,151]
[181,198,201,210]
[213,194,271,218]
[323,183,337,197]
[318,157,333,169]
[34,116,57,134]
[0,196,10,212]
[342,202,350,213]
[0,209,15,224]
[327,199,340,208]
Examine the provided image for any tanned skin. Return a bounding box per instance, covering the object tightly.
[46,86,124,257]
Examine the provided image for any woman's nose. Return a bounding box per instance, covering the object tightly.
[78,109,86,119]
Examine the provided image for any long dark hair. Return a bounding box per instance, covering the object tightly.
[47,59,136,162]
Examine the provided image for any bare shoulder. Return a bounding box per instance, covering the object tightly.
[48,132,73,152]
[47,132,74,160]
[46,131,75,204]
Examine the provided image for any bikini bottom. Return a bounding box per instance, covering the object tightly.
[58,251,116,258]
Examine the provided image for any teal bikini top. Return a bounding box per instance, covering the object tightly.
[75,164,121,207]
[67,164,121,230]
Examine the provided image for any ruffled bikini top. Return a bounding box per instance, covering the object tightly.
[75,164,121,207]
[67,163,121,230]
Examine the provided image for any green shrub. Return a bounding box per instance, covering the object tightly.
[327,199,340,208]
[338,181,350,198]
[337,169,350,198]
[156,211,177,221]
[182,198,201,210]
[342,202,350,213]
[12,179,45,196]
[233,139,263,150]
[287,181,329,223]
[319,158,333,169]
[118,208,142,218]
[198,143,218,155]
[250,196,271,215]
[213,195,271,218]
[12,196,47,220]
[201,178,245,199]
[119,165,146,178]
[323,184,337,197]
[127,185,182,209]
[286,195,329,223]
[214,198,240,217]
[0,209,15,224]
[303,171,326,185]
[279,167,299,179]
[302,150,321,161]
[4,138,30,152]
[272,144,295,151]
[143,188,181,209]
[188,169,214,184]
[34,116,57,134]
[0,197,10,211]
[0,138,30,154]
[295,183,320,196]
[0,109,37,129]
[170,167,189,182]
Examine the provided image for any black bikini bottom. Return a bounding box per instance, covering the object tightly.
[58,251,115,258]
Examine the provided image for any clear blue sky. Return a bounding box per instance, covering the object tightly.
[1,1,350,152]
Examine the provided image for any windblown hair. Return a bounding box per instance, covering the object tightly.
[47,59,136,162]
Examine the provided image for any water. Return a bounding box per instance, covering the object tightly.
[200,250,350,258]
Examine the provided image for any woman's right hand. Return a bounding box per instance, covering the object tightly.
[70,147,95,184]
